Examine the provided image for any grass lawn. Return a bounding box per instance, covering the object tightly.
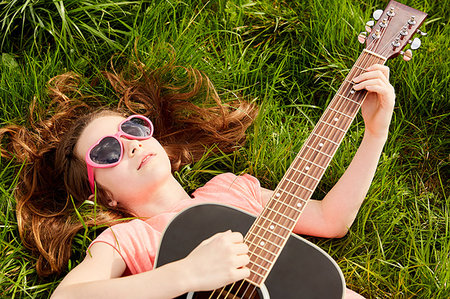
[0,0,448,297]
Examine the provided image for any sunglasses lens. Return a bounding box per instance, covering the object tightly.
[121,117,152,137]
[89,137,121,165]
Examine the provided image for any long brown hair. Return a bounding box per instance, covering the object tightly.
[0,60,258,277]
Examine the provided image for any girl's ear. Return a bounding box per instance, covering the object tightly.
[88,193,117,207]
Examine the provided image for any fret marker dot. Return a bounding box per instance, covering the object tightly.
[319,142,324,147]
[275,192,281,197]
[350,89,355,94]
[334,117,339,122]
[305,166,310,170]
[297,203,302,208]
[269,225,275,230]
[260,241,265,246]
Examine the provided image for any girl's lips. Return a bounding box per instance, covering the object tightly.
[138,153,156,170]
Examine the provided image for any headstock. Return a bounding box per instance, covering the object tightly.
[358,0,427,61]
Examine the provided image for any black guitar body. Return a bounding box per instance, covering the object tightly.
[155,204,345,299]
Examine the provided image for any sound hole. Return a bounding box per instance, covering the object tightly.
[191,280,263,299]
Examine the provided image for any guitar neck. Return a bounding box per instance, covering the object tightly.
[244,49,387,287]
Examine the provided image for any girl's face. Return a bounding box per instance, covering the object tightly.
[75,115,172,209]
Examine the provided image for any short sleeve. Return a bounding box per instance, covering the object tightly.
[191,172,264,216]
[87,219,161,274]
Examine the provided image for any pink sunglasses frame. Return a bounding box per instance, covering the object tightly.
[85,115,154,194]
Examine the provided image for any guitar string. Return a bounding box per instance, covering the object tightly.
[261,14,404,245]
[231,52,381,299]
[199,17,407,299]
[208,17,401,299]
[237,21,406,297]
[246,49,386,298]
[239,55,376,299]
[269,43,387,232]
[365,13,391,52]
[367,13,411,60]
[366,7,403,53]
[262,52,376,239]
[365,10,410,60]
[377,14,414,59]
[234,52,384,299]
[232,26,400,298]
[232,50,381,299]
[233,20,406,297]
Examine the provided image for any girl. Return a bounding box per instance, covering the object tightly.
[0,60,395,298]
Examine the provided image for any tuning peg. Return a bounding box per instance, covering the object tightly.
[373,9,383,21]
[358,32,367,43]
[365,20,374,32]
[410,37,422,50]
[401,49,413,61]
[417,29,428,36]
[387,7,395,17]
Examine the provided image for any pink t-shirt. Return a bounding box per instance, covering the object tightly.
[87,173,264,275]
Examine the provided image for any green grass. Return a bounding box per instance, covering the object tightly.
[1,0,449,297]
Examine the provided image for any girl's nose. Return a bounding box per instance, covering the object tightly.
[124,139,143,157]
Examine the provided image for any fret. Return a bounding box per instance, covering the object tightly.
[247,276,263,287]
[319,120,347,133]
[248,259,271,272]
[254,222,287,240]
[290,166,320,181]
[248,247,274,264]
[311,132,340,147]
[249,227,285,247]
[286,178,312,195]
[278,188,309,202]
[287,181,314,193]
[273,192,306,210]
[343,79,354,84]
[247,237,279,258]
[248,268,265,279]
[327,107,353,119]
[266,207,297,223]
[353,65,367,72]
[259,215,292,231]
[337,93,361,106]
[362,48,387,60]
[305,144,333,158]
[248,230,283,249]
[298,156,327,170]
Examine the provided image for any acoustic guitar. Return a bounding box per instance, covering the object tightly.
[155,1,427,298]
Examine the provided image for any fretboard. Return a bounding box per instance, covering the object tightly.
[244,49,387,287]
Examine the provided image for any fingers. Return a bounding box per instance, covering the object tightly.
[351,64,394,104]
[206,231,248,254]
[353,64,390,84]
[232,267,251,280]
[352,78,385,91]
[217,231,250,279]
[369,64,390,79]
[228,231,244,243]
[232,253,250,268]
[213,230,245,243]
[234,242,249,255]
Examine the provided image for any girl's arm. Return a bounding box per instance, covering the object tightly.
[52,231,250,299]
[261,64,395,238]
[51,242,190,299]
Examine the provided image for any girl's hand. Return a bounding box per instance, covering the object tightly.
[181,230,250,292]
[352,64,396,139]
